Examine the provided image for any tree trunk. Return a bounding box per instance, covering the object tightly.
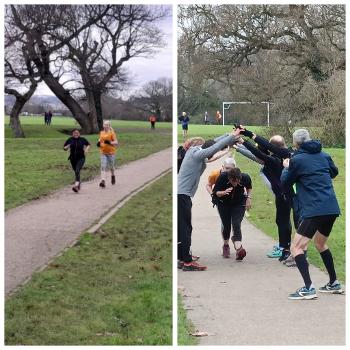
[6,82,37,138]
[43,74,99,134]
[93,91,104,130]
[9,99,25,138]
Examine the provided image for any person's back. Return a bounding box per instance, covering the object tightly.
[283,140,340,219]
[178,146,206,197]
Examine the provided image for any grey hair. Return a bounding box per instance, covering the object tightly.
[293,129,311,145]
[223,157,236,167]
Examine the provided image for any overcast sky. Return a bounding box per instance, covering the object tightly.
[35,7,173,98]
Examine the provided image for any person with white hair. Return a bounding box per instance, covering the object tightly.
[97,120,118,188]
[206,157,237,195]
[281,129,343,300]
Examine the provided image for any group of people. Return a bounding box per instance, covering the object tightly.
[63,120,118,193]
[44,110,53,125]
[178,125,343,300]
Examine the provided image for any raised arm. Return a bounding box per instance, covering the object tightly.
[234,144,264,165]
[253,135,291,159]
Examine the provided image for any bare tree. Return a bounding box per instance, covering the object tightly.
[6,5,168,133]
[5,23,41,137]
[136,77,172,121]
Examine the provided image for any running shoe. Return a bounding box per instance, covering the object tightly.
[222,244,230,258]
[99,180,105,188]
[288,286,317,300]
[283,255,297,267]
[182,261,207,271]
[72,186,79,193]
[111,175,116,185]
[319,281,344,294]
[178,256,199,269]
[235,246,247,261]
[278,249,291,262]
[267,247,283,258]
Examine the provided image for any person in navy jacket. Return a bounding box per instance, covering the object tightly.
[281,129,343,300]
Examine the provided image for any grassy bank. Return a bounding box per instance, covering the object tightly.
[178,294,198,345]
[5,118,171,210]
[5,173,172,345]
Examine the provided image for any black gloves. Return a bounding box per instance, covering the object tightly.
[240,128,254,138]
[104,140,111,145]
[97,141,100,147]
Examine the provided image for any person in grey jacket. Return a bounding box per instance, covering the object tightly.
[178,129,241,271]
[281,129,343,300]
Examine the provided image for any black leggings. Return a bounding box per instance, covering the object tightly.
[275,195,292,249]
[178,194,193,263]
[217,203,246,242]
[70,157,85,182]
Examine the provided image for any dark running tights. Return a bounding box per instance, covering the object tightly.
[70,157,85,182]
[217,204,246,242]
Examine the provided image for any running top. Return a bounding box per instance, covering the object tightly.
[99,130,117,155]
[64,137,90,159]
[212,171,252,206]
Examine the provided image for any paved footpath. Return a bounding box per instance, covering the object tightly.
[178,160,345,346]
[5,148,171,295]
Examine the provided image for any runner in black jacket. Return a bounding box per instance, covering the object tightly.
[238,127,293,262]
[63,129,90,193]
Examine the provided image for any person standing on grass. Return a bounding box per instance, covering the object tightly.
[44,111,49,125]
[281,129,343,300]
[179,112,190,139]
[63,128,90,193]
[97,120,118,188]
[47,110,53,125]
[149,114,156,129]
[178,129,241,271]
[212,167,252,260]
[216,110,222,124]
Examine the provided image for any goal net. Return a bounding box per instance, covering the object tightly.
[222,101,271,127]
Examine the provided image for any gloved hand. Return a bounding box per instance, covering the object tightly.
[240,128,254,138]
[104,140,111,145]
[97,141,101,147]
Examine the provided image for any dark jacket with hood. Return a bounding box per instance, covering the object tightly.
[280,140,340,220]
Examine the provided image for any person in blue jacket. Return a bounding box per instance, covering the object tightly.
[281,129,343,300]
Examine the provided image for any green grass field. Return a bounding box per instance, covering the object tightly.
[5,173,172,345]
[5,117,171,210]
[177,125,345,282]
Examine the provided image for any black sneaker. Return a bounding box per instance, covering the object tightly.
[319,281,344,294]
[111,175,116,185]
[99,180,105,188]
[279,249,291,262]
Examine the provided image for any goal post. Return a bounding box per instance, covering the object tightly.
[222,101,271,127]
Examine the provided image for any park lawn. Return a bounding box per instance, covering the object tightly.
[177,126,345,282]
[5,115,172,129]
[5,119,171,210]
[178,295,198,345]
[5,174,172,345]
